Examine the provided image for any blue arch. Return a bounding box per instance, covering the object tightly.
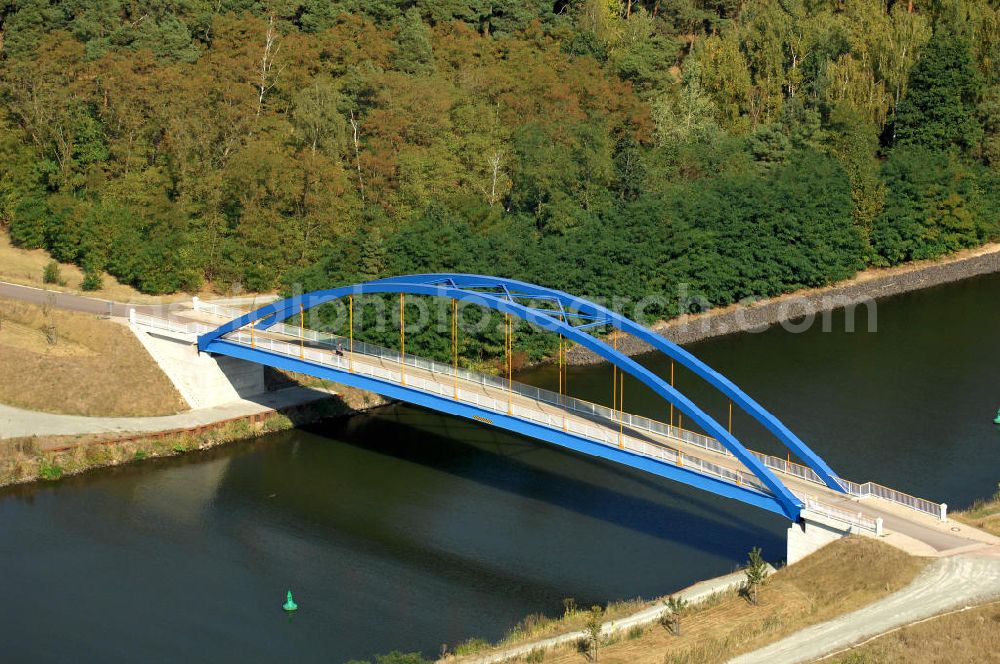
[198,275,841,520]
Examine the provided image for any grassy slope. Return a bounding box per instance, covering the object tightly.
[0,233,268,303]
[826,600,1000,663]
[0,234,185,302]
[0,297,187,416]
[953,486,1000,537]
[449,538,926,664]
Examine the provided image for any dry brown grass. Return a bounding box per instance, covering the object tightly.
[455,538,926,664]
[952,486,1000,537]
[0,234,179,302]
[823,599,1000,663]
[0,297,186,416]
[0,233,268,303]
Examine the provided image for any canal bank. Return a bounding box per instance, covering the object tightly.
[567,242,1000,364]
[441,536,931,664]
[1,268,998,661]
[0,385,388,488]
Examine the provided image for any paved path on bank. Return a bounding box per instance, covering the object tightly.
[729,550,1000,664]
[0,283,301,441]
[0,386,333,442]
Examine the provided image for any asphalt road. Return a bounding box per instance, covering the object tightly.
[0,281,173,317]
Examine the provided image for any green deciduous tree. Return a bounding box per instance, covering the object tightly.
[828,105,886,251]
[393,8,436,75]
[652,66,719,145]
[743,546,768,605]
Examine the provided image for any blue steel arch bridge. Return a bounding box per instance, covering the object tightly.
[180,274,961,558]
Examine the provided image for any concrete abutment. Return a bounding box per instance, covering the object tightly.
[787,510,883,564]
[127,313,267,409]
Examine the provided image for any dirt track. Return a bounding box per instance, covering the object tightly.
[729,550,1000,664]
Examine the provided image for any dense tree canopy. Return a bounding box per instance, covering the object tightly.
[1,0,999,358]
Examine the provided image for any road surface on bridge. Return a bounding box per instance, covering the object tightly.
[181,304,997,558]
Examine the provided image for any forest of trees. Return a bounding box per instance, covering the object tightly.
[1,0,999,359]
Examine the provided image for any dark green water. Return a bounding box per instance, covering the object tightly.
[2,273,999,661]
[521,271,1000,508]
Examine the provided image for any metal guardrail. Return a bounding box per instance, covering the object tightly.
[193,300,247,319]
[801,496,881,534]
[131,312,212,336]
[220,329,887,533]
[219,328,775,499]
[179,307,948,523]
[837,478,945,520]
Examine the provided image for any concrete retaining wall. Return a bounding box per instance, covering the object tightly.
[787,511,881,564]
[127,324,266,409]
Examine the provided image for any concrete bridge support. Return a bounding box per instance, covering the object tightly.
[787,510,883,564]
[128,313,266,409]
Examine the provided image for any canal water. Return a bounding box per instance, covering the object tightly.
[2,273,999,661]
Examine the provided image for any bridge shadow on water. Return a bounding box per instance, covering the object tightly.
[203,403,787,640]
[370,406,781,533]
[290,404,787,560]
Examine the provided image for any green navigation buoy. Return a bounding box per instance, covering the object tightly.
[994,408,1000,425]
[283,590,298,612]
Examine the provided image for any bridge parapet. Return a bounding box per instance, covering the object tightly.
[186,303,951,523]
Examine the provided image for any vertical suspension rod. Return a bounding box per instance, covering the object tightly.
[669,360,675,430]
[452,298,458,399]
[559,314,566,431]
[618,371,624,448]
[612,330,618,426]
[399,293,405,386]
[506,313,513,415]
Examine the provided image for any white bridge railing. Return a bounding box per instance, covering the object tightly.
[131,311,212,336]
[164,306,948,525]
[222,328,776,499]
[801,496,882,535]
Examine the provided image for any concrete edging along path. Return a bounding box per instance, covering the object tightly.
[452,565,776,664]
[728,549,1000,664]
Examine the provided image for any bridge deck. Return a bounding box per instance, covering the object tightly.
[152,304,998,556]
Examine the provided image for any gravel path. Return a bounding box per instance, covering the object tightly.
[729,550,1000,664]
[0,386,334,442]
